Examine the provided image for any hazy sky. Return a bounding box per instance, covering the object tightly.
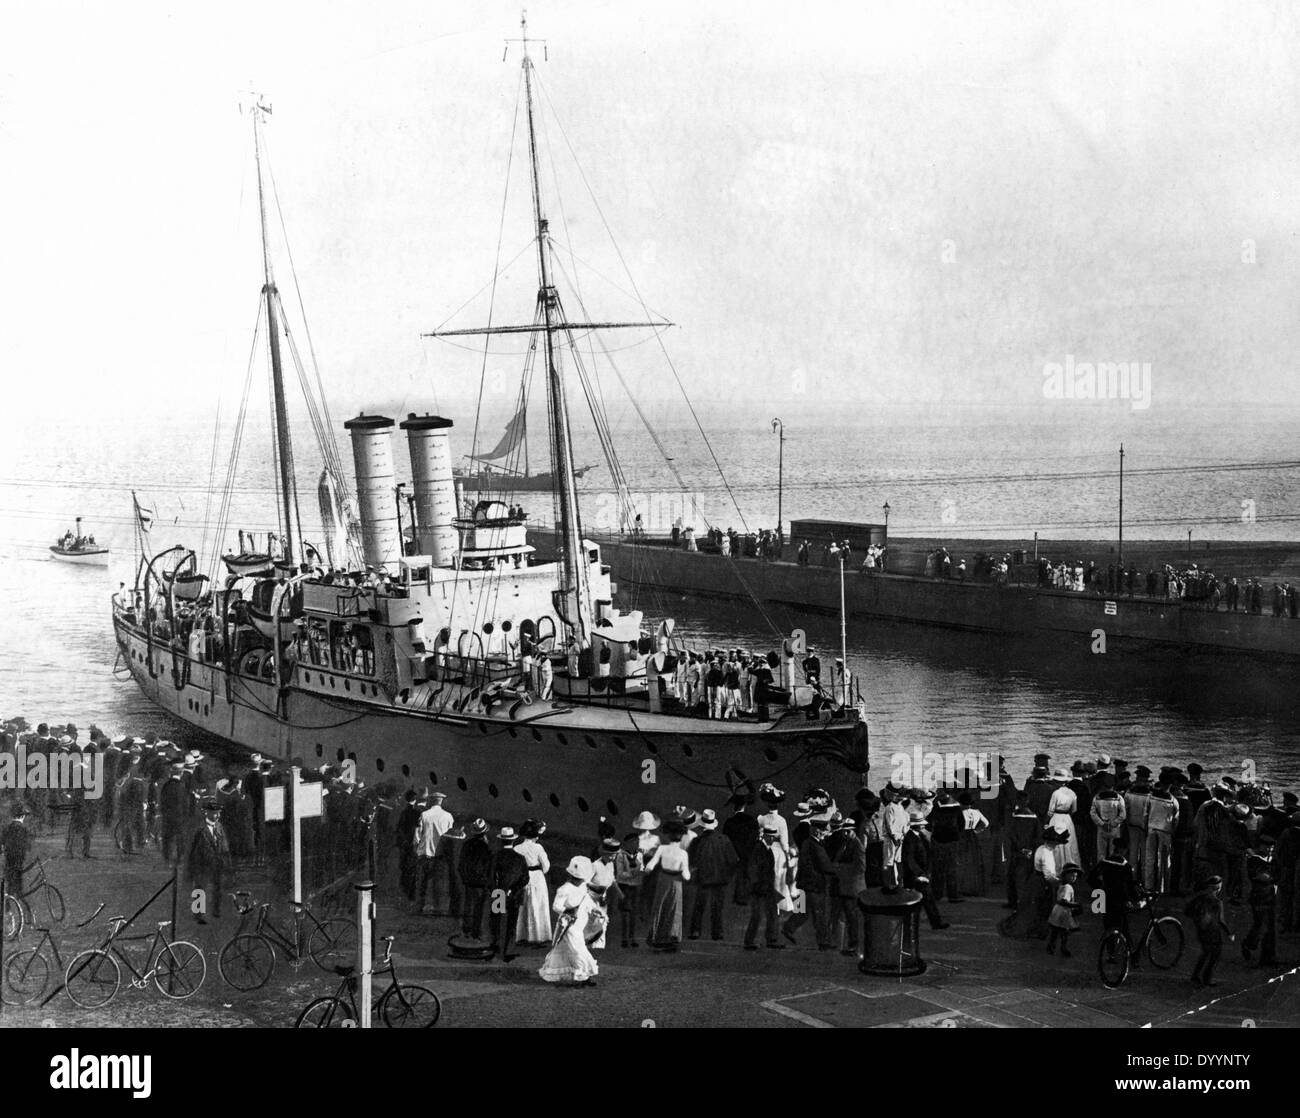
[3,0,1298,432]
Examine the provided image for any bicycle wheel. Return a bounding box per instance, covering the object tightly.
[380,982,442,1029]
[154,940,207,999]
[4,948,51,1005]
[295,995,357,1028]
[65,948,121,1009]
[307,918,357,972]
[1146,917,1186,969]
[41,884,66,925]
[218,934,276,991]
[1098,930,1130,988]
[2,894,21,941]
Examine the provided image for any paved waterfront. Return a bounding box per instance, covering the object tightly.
[2,826,1295,1028]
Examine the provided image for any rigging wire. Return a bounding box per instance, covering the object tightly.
[533,70,754,538]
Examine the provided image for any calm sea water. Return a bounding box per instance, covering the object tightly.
[2,404,1298,792]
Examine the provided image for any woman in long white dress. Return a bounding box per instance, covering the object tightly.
[756,784,793,911]
[1046,769,1080,866]
[540,856,600,985]
[515,820,553,946]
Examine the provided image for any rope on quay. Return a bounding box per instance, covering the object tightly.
[1139,961,1300,1029]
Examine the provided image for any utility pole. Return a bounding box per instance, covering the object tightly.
[1118,444,1125,570]
[771,418,785,541]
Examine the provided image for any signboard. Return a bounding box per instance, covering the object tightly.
[262,780,324,822]
[1104,601,1117,616]
[298,781,324,818]
[264,786,284,822]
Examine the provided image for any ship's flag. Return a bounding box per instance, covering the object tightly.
[470,402,526,462]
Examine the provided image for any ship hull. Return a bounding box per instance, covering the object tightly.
[115,620,868,838]
[50,546,109,566]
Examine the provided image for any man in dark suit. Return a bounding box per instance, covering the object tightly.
[903,811,949,930]
[187,800,231,924]
[2,803,31,898]
[243,753,267,861]
[459,818,493,940]
[158,763,188,866]
[395,789,423,903]
[742,824,785,949]
[723,791,759,904]
[489,826,529,961]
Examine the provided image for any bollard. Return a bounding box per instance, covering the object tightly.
[857,887,927,977]
[355,880,374,1028]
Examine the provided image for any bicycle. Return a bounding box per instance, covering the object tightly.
[3,903,106,1005]
[217,891,357,991]
[3,858,67,940]
[1098,895,1186,988]
[63,916,207,1008]
[294,936,441,1028]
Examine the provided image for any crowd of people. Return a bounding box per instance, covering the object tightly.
[4,713,1295,991]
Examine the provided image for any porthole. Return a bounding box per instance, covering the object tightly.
[488,783,499,798]
[548,792,560,808]
[344,680,350,691]
[401,764,410,778]
[501,620,512,632]
[336,748,346,763]
[478,722,488,735]
[577,796,589,813]
[522,788,533,802]
[764,747,779,762]
[682,744,694,757]
[203,707,209,716]
[613,736,626,750]
[457,776,468,791]
[585,735,597,750]
[348,751,356,763]
[531,728,542,742]
[329,676,336,689]
[429,770,438,786]
[483,622,494,634]
[557,733,568,746]
[606,799,619,816]
[645,742,658,755]
[315,743,323,758]
[508,726,518,739]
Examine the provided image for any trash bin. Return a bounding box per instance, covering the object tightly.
[857,887,926,977]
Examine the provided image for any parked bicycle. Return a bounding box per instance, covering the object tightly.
[3,858,66,940]
[294,936,441,1028]
[64,916,206,1008]
[1097,894,1186,988]
[3,903,105,1005]
[217,891,356,991]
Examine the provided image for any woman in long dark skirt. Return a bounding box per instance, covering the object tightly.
[644,821,691,950]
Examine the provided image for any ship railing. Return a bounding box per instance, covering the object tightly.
[426,652,521,689]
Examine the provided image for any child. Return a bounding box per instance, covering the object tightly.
[1046,863,1082,957]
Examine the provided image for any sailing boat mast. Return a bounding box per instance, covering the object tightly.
[252,99,302,565]
[519,15,590,643]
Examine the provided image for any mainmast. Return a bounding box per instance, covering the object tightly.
[422,14,670,649]
[252,99,302,565]
[519,14,590,644]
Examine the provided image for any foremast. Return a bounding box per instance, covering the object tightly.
[252,98,303,566]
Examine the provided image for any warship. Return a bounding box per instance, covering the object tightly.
[112,18,868,835]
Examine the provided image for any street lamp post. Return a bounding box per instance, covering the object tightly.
[838,543,849,706]
[771,418,785,542]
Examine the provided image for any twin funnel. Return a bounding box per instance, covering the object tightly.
[344,412,456,572]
